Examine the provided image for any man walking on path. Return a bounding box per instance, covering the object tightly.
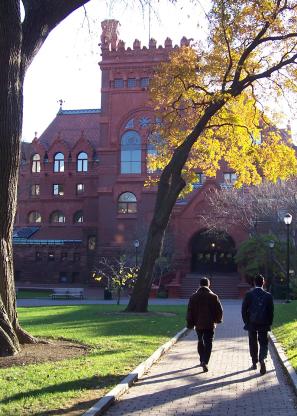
[242,274,274,375]
[186,277,223,372]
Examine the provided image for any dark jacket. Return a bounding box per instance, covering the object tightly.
[186,286,223,330]
[241,287,274,331]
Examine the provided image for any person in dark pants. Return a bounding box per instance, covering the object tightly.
[186,277,223,372]
[242,274,274,375]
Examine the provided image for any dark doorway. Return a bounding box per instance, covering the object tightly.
[190,230,237,274]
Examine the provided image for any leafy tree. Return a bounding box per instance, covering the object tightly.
[234,232,297,298]
[235,233,280,281]
[93,256,138,305]
[127,0,297,312]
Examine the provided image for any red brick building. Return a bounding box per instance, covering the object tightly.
[14,20,249,297]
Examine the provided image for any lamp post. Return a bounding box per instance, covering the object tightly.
[133,239,140,267]
[283,213,292,303]
[268,240,275,294]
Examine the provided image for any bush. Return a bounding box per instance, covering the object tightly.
[157,290,168,299]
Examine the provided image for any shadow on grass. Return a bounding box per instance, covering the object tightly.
[33,397,98,416]
[33,397,105,416]
[1,373,126,406]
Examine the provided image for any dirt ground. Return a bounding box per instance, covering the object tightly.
[0,339,89,368]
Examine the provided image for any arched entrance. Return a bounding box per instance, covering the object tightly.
[190,229,237,274]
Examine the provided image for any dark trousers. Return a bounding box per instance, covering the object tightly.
[195,329,214,364]
[248,330,268,363]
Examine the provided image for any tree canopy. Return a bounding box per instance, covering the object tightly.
[148,0,297,191]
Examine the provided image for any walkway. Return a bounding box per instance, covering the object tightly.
[103,301,297,416]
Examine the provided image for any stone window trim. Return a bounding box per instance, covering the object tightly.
[120,130,142,174]
[73,210,84,223]
[140,77,150,89]
[114,78,125,88]
[53,183,64,196]
[31,153,41,173]
[53,152,65,173]
[193,172,206,188]
[50,210,66,224]
[117,191,137,214]
[28,211,42,223]
[77,152,88,172]
[127,78,137,88]
[223,172,237,186]
[88,235,96,250]
[30,184,40,197]
[76,183,85,195]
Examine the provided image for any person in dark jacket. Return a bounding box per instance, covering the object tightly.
[186,277,223,372]
[242,274,274,375]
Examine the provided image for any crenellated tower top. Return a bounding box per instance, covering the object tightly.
[100,19,120,51]
[98,20,192,116]
[99,19,191,60]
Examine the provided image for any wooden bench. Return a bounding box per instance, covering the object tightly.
[51,288,84,300]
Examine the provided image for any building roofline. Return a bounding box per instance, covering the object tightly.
[57,109,101,115]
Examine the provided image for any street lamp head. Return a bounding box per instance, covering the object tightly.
[133,239,140,248]
[284,213,292,225]
[268,240,275,249]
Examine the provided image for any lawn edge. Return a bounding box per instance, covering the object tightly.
[269,332,297,395]
[82,327,189,416]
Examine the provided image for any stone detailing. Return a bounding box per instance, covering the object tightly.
[100,19,191,58]
[101,19,120,51]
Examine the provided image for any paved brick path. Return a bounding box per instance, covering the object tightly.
[104,301,297,416]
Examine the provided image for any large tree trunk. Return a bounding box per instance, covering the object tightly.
[0,0,25,356]
[126,101,225,312]
[0,0,91,356]
[126,168,186,312]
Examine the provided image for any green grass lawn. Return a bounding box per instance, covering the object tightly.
[16,289,53,299]
[0,304,186,416]
[273,301,297,371]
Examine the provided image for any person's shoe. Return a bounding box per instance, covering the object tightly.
[202,362,208,372]
[251,363,257,370]
[260,360,266,375]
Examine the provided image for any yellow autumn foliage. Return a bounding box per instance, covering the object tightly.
[147,0,297,193]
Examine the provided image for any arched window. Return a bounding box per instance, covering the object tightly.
[117,192,137,214]
[54,152,64,172]
[147,132,161,173]
[77,152,88,172]
[73,210,84,223]
[28,211,42,223]
[50,210,65,223]
[32,154,41,173]
[147,143,158,173]
[121,131,141,174]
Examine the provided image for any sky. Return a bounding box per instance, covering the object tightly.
[22,0,209,141]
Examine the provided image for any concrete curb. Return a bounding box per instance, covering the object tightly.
[82,327,189,416]
[269,332,297,395]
